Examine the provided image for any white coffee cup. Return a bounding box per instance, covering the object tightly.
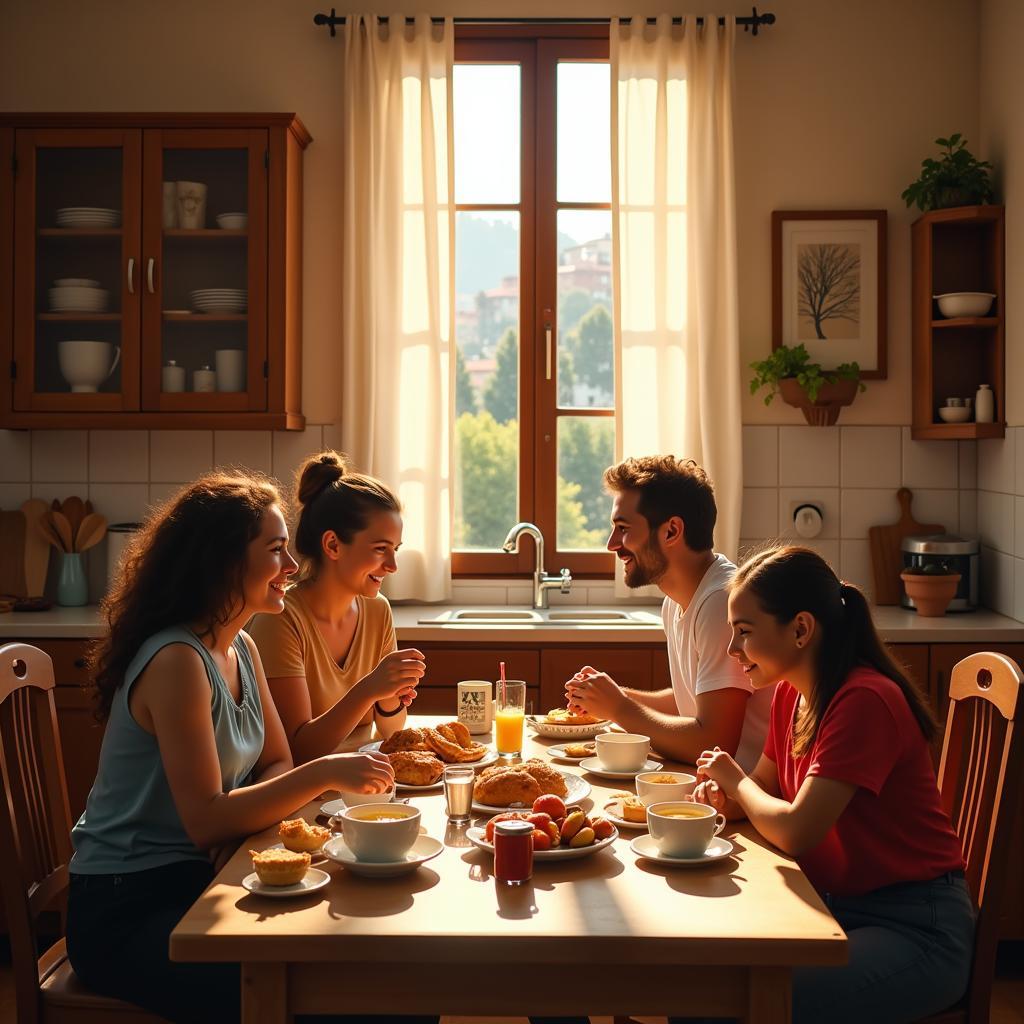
[647,801,726,858]
[58,340,121,393]
[215,348,245,392]
[635,771,697,806]
[162,182,178,228]
[176,180,207,229]
[595,732,650,772]
[340,803,420,863]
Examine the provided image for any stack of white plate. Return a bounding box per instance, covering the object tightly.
[48,280,109,312]
[55,207,121,228]
[190,288,247,314]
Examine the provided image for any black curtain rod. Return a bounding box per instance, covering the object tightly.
[313,7,776,37]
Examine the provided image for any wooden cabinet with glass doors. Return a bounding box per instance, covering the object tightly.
[0,113,309,429]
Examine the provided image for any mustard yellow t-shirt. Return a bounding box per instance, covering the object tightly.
[248,587,396,726]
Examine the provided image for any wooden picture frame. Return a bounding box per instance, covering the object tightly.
[772,210,887,380]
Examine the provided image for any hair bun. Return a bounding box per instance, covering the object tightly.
[296,451,349,506]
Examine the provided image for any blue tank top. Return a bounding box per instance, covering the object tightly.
[70,627,265,874]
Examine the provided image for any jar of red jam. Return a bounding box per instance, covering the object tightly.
[493,819,534,885]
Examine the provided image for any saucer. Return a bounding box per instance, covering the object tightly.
[578,756,662,779]
[629,833,734,865]
[241,867,330,898]
[323,834,443,877]
[547,742,597,762]
[320,796,402,816]
[601,799,648,831]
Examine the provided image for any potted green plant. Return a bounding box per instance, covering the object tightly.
[901,133,994,212]
[749,344,864,426]
[900,562,961,617]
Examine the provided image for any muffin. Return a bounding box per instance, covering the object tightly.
[250,848,311,886]
[619,794,647,823]
[278,818,331,852]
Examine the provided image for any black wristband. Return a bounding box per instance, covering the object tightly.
[374,700,405,718]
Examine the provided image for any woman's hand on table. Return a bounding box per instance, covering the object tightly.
[316,751,395,794]
[696,745,745,796]
[692,778,727,812]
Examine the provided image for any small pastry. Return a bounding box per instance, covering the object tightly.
[545,708,603,726]
[619,794,647,823]
[250,847,310,886]
[564,741,596,758]
[278,818,331,852]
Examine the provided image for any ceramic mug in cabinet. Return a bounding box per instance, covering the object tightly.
[215,349,245,392]
[58,340,121,393]
[176,180,207,229]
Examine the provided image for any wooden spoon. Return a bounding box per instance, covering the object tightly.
[35,515,65,551]
[75,513,108,553]
[50,510,74,553]
[61,495,87,547]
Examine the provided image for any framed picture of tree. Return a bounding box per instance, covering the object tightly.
[772,210,887,380]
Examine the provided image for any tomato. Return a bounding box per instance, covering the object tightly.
[531,828,553,851]
[533,794,567,819]
[526,812,552,830]
[485,811,527,843]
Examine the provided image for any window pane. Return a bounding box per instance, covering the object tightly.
[557,62,611,202]
[454,64,520,204]
[454,211,520,550]
[556,416,614,551]
[557,210,614,408]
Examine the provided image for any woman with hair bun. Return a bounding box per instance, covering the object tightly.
[687,545,974,1024]
[249,450,425,762]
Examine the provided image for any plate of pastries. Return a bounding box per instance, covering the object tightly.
[362,721,498,790]
[527,707,610,740]
[472,758,591,813]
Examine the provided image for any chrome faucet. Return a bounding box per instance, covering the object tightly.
[501,521,572,609]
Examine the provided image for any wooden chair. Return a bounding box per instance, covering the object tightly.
[0,642,165,1023]
[919,650,1024,1024]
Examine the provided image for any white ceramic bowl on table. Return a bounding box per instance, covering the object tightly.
[594,732,651,773]
[635,770,697,806]
[933,292,996,318]
[338,802,420,863]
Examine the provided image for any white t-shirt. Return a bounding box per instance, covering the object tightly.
[661,553,773,772]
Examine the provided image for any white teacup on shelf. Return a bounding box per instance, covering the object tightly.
[58,340,120,393]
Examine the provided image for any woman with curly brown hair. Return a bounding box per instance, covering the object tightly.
[66,472,397,1024]
[249,451,426,763]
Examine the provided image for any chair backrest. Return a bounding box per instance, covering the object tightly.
[0,642,76,1024]
[936,650,1024,1023]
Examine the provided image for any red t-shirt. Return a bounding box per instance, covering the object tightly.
[764,667,963,896]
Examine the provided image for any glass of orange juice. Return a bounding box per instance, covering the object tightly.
[494,680,527,757]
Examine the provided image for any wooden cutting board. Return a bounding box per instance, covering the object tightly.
[869,488,945,605]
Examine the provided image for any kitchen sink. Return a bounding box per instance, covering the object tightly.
[417,608,661,626]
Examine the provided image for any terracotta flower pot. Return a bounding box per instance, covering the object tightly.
[777,377,859,426]
[900,571,961,617]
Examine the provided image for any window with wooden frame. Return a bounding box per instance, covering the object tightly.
[452,27,614,579]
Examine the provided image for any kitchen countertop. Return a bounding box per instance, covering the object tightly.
[2,603,1023,644]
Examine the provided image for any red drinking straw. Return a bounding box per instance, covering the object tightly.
[499,661,507,708]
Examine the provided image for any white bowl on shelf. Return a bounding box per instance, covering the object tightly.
[938,405,972,423]
[933,292,996,318]
[216,213,248,230]
[48,286,109,312]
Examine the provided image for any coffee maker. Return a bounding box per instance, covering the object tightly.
[901,534,979,611]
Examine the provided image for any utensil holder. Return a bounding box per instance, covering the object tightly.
[57,552,88,607]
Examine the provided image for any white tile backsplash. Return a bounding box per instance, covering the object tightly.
[214,431,273,476]
[1016,496,1024,558]
[742,426,778,487]
[32,430,88,482]
[779,426,839,487]
[841,427,901,489]
[150,431,213,482]
[840,489,898,539]
[31,481,87,506]
[89,430,149,482]
[1015,427,1024,496]
[901,428,957,489]
[148,481,188,511]
[1015,557,1024,624]
[0,482,31,508]
[87,482,150,525]
[981,545,1015,617]
[322,421,343,454]
[959,490,978,538]
[978,490,1015,554]
[0,430,31,481]
[907,489,960,536]
[978,433,1017,493]
[777,488,839,539]
[958,441,977,490]
[839,539,874,599]
[741,488,779,538]
[272,427,325,481]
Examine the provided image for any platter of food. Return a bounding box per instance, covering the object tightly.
[471,761,590,813]
[360,721,498,790]
[527,709,610,740]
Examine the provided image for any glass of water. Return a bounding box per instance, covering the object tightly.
[443,765,475,823]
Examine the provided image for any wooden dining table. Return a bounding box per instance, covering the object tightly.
[170,715,846,1023]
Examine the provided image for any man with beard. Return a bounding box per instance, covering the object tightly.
[565,455,771,769]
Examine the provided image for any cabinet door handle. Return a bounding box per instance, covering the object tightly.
[146,258,155,294]
[543,308,553,381]
[127,257,135,295]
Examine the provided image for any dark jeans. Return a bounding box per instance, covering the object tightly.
[67,859,437,1024]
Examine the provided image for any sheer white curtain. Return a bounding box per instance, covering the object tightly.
[340,13,454,601]
[611,13,742,592]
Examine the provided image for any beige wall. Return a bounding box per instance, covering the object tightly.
[1,0,980,428]
[980,0,1023,427]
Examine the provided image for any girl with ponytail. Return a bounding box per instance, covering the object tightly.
[249,451,426,762]
[689,545,974,1024]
